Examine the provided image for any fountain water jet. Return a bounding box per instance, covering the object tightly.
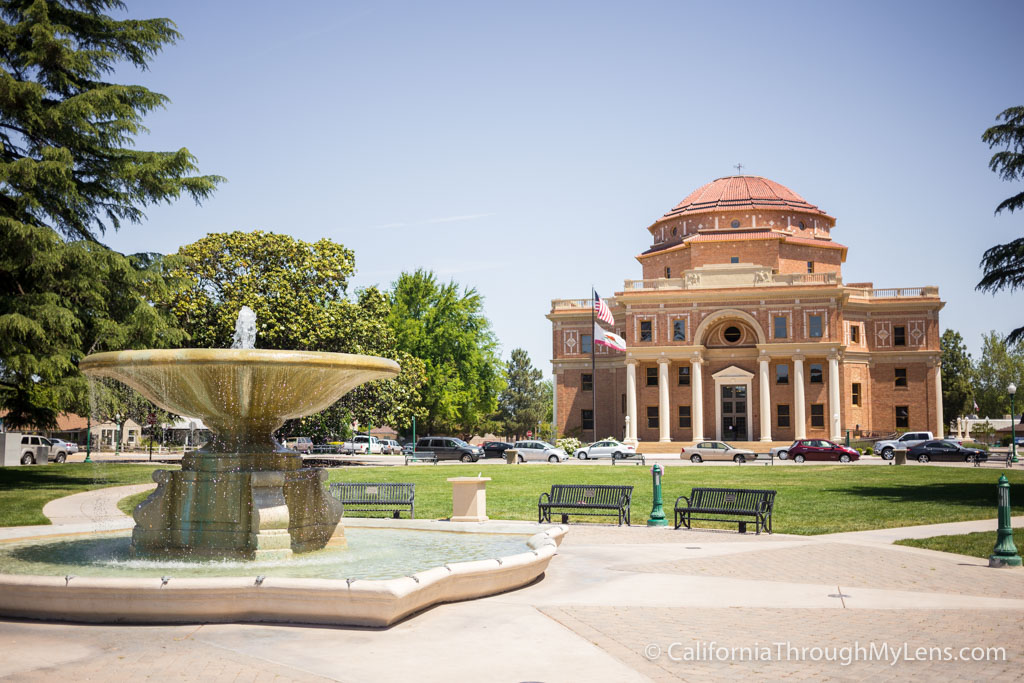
[79,310,399,560]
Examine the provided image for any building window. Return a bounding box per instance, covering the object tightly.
[646,367,658,386]
[640,321,652,342]
[723,326,742,343]
[776,364,789,384]
[808,315,823,338]
[647,406,659,429]
[665,267,671,279]
[777,404,790,428]
[809,363,823,383]
[673,319,686,341]
[894,368,907,387]
[678,405,691,428]
[730,256,739,263]
[851,382,862,406]
[807,261,815,274]
[895,406,909,429]
[581,373,593,391]
[850,325,859,343]
[678,366,690,385]
[774,316,788,339]
[581,409,593,430]
[810,404,824,428]
[730,219,740,228]
[894,325,906,346]
[581,334,592,353]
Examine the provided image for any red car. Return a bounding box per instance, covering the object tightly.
[787,439,859,463]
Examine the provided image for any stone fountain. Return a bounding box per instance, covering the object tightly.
[78,308,400,560]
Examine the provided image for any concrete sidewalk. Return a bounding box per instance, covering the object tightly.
[1,487,1021,681]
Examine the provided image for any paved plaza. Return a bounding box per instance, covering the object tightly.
[1,486,1022,681]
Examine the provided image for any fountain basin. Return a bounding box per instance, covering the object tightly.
[0,522,566,627]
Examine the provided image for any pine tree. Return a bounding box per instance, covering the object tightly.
[0,1,222,428]
[977,106,1024,342]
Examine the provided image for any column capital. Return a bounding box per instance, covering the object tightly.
[657,356,671,366]
[758,349,771,362]
[625,357,639,366]
[827,349,841,362]
[791,353,806,362]
[689,351,704,365]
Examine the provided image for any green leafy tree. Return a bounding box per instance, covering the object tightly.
[973,331,1024,418]
[0,1,221,428]
[940,329,975,426]
[977,106,1024,343]
[388,269,504,438]
[170,231,425,439]
[497,349,547,440]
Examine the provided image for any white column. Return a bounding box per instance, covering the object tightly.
[759,353,772,442]
[625,360,638,444]
[691,355,704,441]
[793,354,806,440]
[828,351,842,441]
[658,359,670,442]
[934,363,944,437]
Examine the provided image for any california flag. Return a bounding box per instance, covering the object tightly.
[594,323,626,351]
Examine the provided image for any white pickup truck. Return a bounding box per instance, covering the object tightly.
[873,431,934,460]
[341,435,382,454]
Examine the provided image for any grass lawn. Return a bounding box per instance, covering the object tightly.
[895,528,1024,559]
[325,464,1024,535]
[0,463,172,527]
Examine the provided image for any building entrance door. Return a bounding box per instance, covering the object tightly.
[721,385,747,442]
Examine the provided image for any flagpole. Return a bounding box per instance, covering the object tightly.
[592,286,597,442]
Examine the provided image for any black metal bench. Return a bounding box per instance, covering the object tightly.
[404,452,437,465]
[538,484,633,526]
[674,487,776,534]
[611,453,646,466]
[328,482,415,519]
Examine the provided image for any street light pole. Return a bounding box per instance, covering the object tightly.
[1010,383,1018,467]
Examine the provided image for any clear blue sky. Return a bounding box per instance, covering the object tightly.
[104,0,1024,371]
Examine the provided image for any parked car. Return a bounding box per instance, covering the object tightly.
[907,439,987,464]
[401,442,415,455]
[681,441,756,464]
[482,441,514,458]
[575,439,637,460]
[283,436,314,453]
[338,435,383,454]
[873,431,934,460]
[511,440,568,463]
[376,439,402,454]
[788,439,860,463]
[770,442,795,459]
[48,438,79,455]
[12,435,69,464]
[414,436,483,462]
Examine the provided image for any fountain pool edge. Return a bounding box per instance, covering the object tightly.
[0,525,567,628]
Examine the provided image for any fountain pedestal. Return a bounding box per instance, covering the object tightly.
[80,348,398,561]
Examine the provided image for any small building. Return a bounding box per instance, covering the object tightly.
[549,175,944,444]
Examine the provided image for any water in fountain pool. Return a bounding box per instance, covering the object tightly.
[0,528,531,580]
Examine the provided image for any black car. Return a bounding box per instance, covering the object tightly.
[414,436,483,462]
[907,439,987,464]
[482,441,513,458]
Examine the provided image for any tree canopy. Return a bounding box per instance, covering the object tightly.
[169,231,425,439]
[388,269,503,437]
[496,348,548,440]
[973,331,1024,419]
[977,106,1024,343]
[940,329,974,423]
[0,1,220,427]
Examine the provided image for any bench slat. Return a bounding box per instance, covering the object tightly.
[674,487,776,534]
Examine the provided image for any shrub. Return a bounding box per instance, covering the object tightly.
[864,447,873,455]
[556,437,584,456]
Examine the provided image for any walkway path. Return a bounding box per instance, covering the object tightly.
[1,488,1021,681]
[41,482,155,526]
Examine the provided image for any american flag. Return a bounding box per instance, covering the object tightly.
[593,291,614,326]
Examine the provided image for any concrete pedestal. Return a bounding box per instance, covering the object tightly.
[448,477,491,522]
[894,448,907,466]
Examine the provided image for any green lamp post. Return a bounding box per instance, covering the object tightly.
[989,475,1021,567]
[647,463,668,527]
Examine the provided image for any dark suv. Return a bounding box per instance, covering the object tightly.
[415,436,483,462]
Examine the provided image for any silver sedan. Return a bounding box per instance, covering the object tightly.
[681,441,756,464]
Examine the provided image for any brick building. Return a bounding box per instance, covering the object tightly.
[548,175,944,444]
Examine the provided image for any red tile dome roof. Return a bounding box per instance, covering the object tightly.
[657,175,833,223]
